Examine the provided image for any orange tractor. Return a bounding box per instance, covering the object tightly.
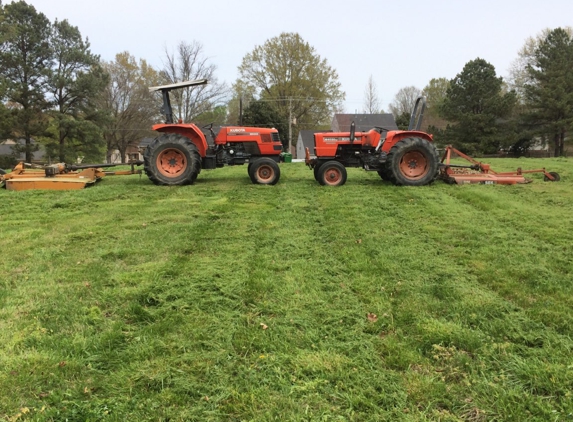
[306,97,439,186]
[144,79,284,185]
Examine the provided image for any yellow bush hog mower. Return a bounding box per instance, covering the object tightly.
[0,161,141,191]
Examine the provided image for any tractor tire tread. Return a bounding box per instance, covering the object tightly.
[143,133,201,186]
[385,137,439,186]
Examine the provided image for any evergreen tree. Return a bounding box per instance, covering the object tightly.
[0,0,52,162]
[440,58,516,154]
[524,28,573,157]
[47,19,109,162]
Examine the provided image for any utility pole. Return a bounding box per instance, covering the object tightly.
[288,97,292,153]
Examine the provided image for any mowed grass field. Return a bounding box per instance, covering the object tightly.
[0,157,572,421]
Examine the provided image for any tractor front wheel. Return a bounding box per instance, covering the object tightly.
[317,161,347,186]
[249,158,280,185]
[144,133,201,186]
[385,137,439,186]
[313,161,324,182]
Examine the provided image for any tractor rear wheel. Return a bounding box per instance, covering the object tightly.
[144,133,201,186]
[317,161,347,186]
[249,158,280,185]
[385,137,439,186]
[377,168,390,181]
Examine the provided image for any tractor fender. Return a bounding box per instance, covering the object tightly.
[381,130,434,153]
[152,123,209,157]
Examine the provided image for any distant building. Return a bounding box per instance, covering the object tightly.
[295,130,323,159]
[0,138,45,162]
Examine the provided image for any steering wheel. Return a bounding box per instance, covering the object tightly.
[374,126,391,133]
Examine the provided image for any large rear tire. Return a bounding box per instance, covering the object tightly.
[317,161,347,186]
[385,137,439,186]
[143,133,201,186]
[248,158,280,185]
[377,168,391,181]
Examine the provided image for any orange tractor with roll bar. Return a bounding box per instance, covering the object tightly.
[305,97,440,186]
[143,79,284,186]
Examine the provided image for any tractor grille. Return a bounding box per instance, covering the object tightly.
[272,132,280,142]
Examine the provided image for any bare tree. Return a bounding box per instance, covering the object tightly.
[362,75,382,113]
[389,86,422,118]
[99,52,160,163]
[161,41,228,123]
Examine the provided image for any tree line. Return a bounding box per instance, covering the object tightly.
[1,0,571,165]
[379,28,573,157]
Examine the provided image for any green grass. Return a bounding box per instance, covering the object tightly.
[1,157,572,421]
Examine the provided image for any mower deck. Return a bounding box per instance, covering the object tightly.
[439,146,559,185]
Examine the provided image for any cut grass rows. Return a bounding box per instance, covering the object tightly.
[0,158,572,420]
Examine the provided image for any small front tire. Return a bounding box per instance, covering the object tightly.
[317,161,347,186]
[249,158,280,185]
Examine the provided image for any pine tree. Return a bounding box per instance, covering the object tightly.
[440,58,516,154]
[524,28,573,157]
[0,1,52,162]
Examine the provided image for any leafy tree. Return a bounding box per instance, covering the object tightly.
[363,75,382,113]
[523,28,573,157]
[440,58,516,154]
[508,27,573,102]
[226,80,257,126]
[389,86,421,119]
[237,32,344,145]
[422,78,450,144]
[242,100,288,148]
[0,0,52,162]
[99,52,160,163]
[46,19,108,161]
[160,41,228,123]
[194,105,228,127]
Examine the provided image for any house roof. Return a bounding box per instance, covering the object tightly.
[331,114,398,132]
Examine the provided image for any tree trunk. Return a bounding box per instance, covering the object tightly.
[554,133,560,157]
[59,137,65,162]
[119,146,127,164]
[25,136,32,164]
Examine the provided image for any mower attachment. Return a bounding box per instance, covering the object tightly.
[439,146,560,185]
[0,161,142,191]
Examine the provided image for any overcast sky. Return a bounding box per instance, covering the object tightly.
[7,0,573,112]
